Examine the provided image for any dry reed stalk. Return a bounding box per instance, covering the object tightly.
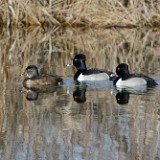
[0,0,159,27]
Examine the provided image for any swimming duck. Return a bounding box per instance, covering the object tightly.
[21,65,63,89]
[113,63,157,88]
[67,54,116,81]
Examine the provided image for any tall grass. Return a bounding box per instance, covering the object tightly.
[0,27,160,84]
[0,0,160,28]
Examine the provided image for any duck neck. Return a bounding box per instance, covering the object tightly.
[121,71,130,80]
[74,70,86,80]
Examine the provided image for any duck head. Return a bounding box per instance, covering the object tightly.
[116,63,130,79]
[21,65,39,78]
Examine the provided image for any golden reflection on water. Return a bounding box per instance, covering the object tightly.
[0,27,160,160]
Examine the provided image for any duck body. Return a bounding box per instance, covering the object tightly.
[23,74,62,89]
[68,53,116,82]
[113,63,157,88]
[74,68,114,81]
[22,65,63,89]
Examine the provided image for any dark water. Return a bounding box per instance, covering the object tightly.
[0,27,160,160]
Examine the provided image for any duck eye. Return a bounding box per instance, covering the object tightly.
[117,68,120,70]
[74,59,77,62]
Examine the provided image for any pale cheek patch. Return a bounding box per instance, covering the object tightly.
[116,78,147,87]
[77,73,109,81]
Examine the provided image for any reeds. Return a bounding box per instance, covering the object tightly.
[0,0,160,28]
[0,27,160,83]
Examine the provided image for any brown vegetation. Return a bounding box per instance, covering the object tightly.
[0,27,160,83]
[0,0,160,28]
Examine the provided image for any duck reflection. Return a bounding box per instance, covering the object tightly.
[20,89,39,101]
[112,86,156,105]
[19,85,60,101]
[71,84,99,115]
[73,85,87,103]
[112,88,142,105]
[115,91,130,105]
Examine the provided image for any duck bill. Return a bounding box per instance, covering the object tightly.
[20,71,27,76]
[110,72,117,77]
[66,63,73,67]
[19,89,27,94]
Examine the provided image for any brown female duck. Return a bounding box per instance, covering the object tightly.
[21,65,63,89]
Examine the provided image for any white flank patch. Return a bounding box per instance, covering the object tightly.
[77,73,109,81]
[116,77,147,88]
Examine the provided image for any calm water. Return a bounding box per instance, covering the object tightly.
[0,27,160,160]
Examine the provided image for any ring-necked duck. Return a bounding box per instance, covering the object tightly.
[113,63,157,88]
[21,65,63,89]
[67,53,116,81]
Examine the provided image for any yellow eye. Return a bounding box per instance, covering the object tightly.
[74,59,77,62]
